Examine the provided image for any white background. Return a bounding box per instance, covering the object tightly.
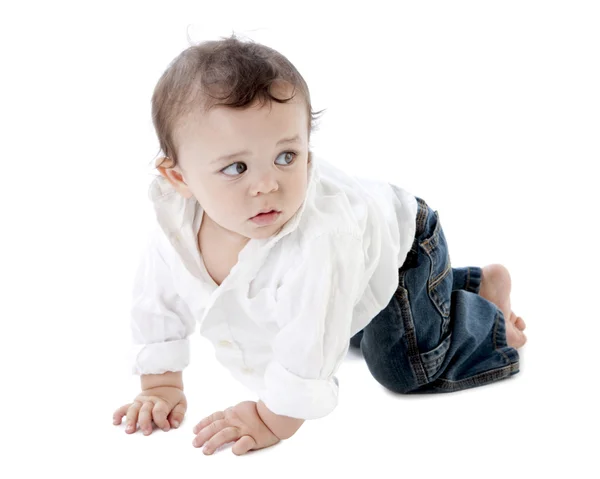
[1,1,598,477]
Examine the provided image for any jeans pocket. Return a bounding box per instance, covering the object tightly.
[419,210,453,324]
[420,331,452,380]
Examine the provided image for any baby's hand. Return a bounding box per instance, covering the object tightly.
[192,401,280,455]
[113,386,187,435]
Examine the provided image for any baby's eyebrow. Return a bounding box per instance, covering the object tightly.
[212,135,302,164]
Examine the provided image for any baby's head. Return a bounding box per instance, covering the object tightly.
[151,33,324,241]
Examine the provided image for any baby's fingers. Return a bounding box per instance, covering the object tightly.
[125,401,142,433]
[138,401,155,435]
[167,401,187,429]
[193,411,225,435]
[152,401,171,432]
[113,404,132,425]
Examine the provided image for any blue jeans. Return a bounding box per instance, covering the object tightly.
[350,195,520,393]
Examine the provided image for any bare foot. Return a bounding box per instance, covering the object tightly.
[478,264,527,348]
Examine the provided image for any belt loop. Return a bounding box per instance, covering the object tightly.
[415,197,428,237]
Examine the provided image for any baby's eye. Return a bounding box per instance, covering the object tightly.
[221,162,247,176]
[274,151,297,166]
[221,151,297,177]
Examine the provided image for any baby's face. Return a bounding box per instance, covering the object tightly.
[166,85,310,242]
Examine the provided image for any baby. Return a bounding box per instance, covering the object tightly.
[112,34,527,456]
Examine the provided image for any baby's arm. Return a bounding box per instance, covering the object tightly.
[257,400,305,440]
[114,229,195,434]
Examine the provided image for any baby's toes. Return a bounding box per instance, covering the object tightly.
[507,322,527,348]
[510,311,526,331]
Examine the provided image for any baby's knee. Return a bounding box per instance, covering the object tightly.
[363,349,418,394]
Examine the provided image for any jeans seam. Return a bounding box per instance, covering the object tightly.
[429,261,451,290]
[416,198,428,236]
[396,274,428,387]
[492,308,511,365]
[427,362,519,391]
[492,308,499,349]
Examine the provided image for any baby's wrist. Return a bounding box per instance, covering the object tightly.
[256,400,304,440]
[141,370,184,391]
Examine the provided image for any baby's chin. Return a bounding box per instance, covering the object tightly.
[243,217,290,239]
[245,223,285,240]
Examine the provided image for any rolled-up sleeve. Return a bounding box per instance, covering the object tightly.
[260,232,365,420]
[129,229,195,375]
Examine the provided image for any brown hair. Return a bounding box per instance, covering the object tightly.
[151,32,326,169]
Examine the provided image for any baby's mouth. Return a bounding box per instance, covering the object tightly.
[252,209,279,218]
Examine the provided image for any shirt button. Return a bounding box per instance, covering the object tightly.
[218,340,233,347]
[241,366,254,374]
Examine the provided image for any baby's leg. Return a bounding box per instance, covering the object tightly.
[360,197,522,394]
[478,264,527,347]
[451,267,481,294]
[452,265,526,347]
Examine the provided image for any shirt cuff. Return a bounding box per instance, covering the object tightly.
[130,338,190,375]
[260,360,339,420]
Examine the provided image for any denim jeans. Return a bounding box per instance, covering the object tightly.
[350,194,520,393]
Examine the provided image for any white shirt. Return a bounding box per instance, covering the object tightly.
[130,155,418,420]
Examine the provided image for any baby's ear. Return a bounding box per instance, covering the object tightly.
[156,157,193,199]
[155,156,171,169]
